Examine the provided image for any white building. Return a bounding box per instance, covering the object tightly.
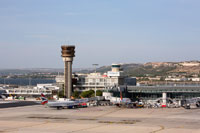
[179,61,200,67]
[165,77,187,82]
[75,72,124,90]
[189,78,200,82]
[56,64,136,90]
[33,84,59,90]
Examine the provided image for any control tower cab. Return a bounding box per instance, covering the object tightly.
[111,64,121,72]
[107,64,122,77]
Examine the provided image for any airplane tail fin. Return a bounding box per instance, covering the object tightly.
[41,93,48,105]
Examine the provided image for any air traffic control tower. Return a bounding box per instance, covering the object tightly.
[61,45,75,98]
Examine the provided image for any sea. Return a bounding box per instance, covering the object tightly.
[0,78,56,86]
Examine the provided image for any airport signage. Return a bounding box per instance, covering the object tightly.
[107,71,120,77]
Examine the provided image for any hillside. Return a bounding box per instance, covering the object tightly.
[93,61,200,77]
[94,63,176,77]
[1,61,199,78]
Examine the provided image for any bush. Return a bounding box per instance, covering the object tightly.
[80,90,94,98]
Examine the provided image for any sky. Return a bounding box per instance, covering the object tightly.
[0,0,200,69]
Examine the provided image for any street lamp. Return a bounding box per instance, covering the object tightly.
[93,64,99,97]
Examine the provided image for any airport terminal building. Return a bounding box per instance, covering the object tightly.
[56,64,200,100]
[56,64,136,91]
[109,85,200,101]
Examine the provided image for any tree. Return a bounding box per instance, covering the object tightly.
[72,91,80,98]
[80,90,94,98]
[96,90,102,96]
[58,88,65,98]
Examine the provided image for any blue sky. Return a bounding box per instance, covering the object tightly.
[0,0,200,69]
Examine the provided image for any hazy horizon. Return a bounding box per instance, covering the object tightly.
[1,0,200,69]
[0,60,199,70]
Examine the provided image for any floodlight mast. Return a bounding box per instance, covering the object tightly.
[93,64,99,97]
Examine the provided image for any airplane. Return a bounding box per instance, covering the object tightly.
[0,89,7,100]
[41,94,88,110]
[0,95,6,100]
[183,97,200,109]
[41,94,80,110]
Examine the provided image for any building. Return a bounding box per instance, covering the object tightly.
[165,76,188,82]
[75,64,125,90]
[33,84,59,90]
[179,61,200,67]
[127,86,200,100]
[124,77,137,85]
[189,78,200,82]
[56,64,137,91]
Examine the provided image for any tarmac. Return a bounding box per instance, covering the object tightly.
[0,104,200,133]
[0,101,39,108]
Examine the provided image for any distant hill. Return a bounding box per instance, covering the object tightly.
[124,64,176,77]
[0,61,199,77]
[0,68,64,76]
[0,68,91,75]
[78,61,200,77]
[76,63,142,74]
[91,63,176,77]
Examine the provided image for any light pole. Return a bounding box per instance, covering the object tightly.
[29,77,31,89]
[93,64,98,97]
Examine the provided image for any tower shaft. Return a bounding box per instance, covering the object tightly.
[67,61,72,98]
[61,45,75,99]
[64,61,72,98]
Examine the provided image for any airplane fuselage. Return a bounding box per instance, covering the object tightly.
[46,100,79,109]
